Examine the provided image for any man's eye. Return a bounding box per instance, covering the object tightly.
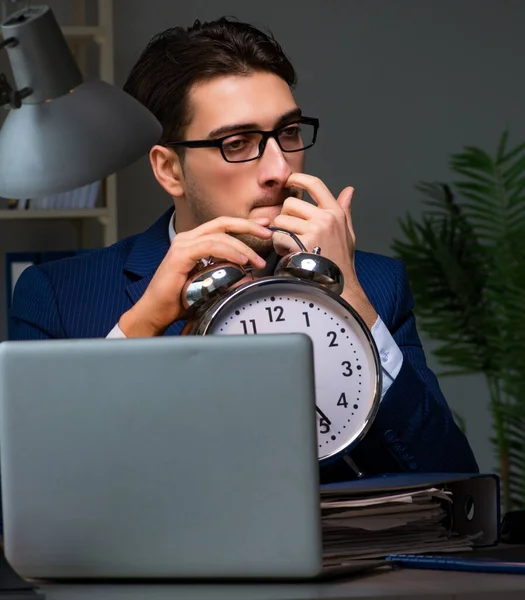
[223,138,248,151]
[280,126,300,137]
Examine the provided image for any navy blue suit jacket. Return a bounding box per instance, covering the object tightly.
[9,207,479,481]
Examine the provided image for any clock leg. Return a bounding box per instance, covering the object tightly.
[343,454,364,479]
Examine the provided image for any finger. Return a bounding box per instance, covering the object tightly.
[279,197,319,219]
[188,216,273,240]
[272,233,299,257]
[272,213,310,235]
[338,186,355,232]
[272,212,310,255]
[176,242,252,273]
[337,186,354,212]
[286,172,339,210]
[179,234,266,270]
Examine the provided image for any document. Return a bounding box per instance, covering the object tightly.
[320,486,484,565]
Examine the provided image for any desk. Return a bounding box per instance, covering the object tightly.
[35,567,525,600]
[17,546,525,600]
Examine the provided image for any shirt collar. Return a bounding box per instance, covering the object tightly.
[169,211,176,242]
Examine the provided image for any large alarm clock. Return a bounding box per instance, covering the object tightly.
[180,227,382,468]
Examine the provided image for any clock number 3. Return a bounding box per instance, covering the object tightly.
[342,361,353,377]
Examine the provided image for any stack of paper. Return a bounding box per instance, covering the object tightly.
[321,487,483,565]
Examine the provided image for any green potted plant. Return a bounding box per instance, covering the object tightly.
[391,132,525,511]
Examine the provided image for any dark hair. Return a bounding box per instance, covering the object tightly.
[123,17,297,146]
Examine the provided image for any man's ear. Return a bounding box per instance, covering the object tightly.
[149,145,184,197]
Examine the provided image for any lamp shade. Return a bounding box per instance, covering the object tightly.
[0,5,162,199]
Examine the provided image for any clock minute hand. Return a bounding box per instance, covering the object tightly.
[316,406,331,425]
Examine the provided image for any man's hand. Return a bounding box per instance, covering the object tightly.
[119,217,273,337]
[272,173,378,329]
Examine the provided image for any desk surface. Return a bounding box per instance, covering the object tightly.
[23,546,525,600]
[36,565,525,600]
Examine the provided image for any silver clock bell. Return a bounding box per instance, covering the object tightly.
[181,227,344,316]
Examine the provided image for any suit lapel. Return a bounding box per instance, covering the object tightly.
[123,207,186,335]
[125,274,155,305]
[124,207,173,282]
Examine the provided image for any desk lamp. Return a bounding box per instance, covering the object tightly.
[0,4,161,198]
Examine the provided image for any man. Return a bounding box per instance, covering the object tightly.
[9,17,478,480]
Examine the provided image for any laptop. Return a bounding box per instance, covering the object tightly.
[0,333,366,581]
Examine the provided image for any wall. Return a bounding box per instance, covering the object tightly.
[112,0,525,473]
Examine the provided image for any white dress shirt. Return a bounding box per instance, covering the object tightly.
[107,213,403,398]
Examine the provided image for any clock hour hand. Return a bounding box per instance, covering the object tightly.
[316,406,331,425]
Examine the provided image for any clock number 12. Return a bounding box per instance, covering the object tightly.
[265,306,285,323]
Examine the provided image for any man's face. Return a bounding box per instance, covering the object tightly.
[175,72,305,255]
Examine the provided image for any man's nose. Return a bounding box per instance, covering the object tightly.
[257,137,292,187]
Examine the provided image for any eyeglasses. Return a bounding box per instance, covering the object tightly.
[164,116,319,163]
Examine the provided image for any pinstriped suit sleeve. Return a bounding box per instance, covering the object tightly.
[351,260,479,475]
[8,265,66,339]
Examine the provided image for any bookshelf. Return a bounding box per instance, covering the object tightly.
[0,208,109,220]
[0,0,118,248]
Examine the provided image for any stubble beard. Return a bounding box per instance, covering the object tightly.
[183,177,281,258]
[233,232,275,258]
[181,161,306,259]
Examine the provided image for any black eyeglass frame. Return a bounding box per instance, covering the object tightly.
[164,116,319,163]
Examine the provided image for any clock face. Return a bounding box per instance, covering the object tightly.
[202,278,381,463]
